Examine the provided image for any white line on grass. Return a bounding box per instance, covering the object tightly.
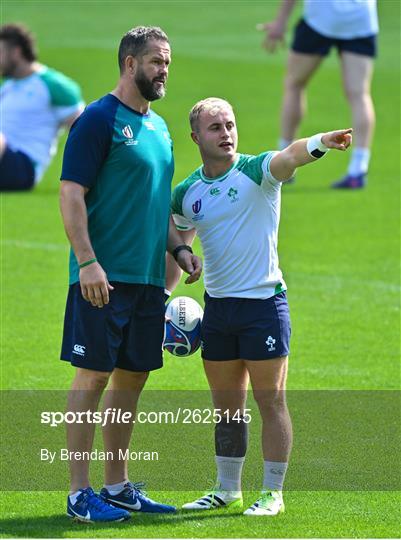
[1,239,68,252]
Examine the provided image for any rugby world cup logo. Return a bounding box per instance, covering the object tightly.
[192,199,202,214]
[122,125,133,139]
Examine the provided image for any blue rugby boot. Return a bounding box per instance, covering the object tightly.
[331,173,366,189]
[100,481,176,513]
[67,487,131,523]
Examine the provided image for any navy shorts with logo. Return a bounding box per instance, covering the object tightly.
[292,19,377,58]
[61,282,165,372]
[201,291,291,361]
[0,145,35,191]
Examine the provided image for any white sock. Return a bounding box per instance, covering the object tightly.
[69,489,83,505]
[215,455,244,492]
[104,480,128,495]
[263,461,288,492]
[347,147,371,176]
[278,138,292,151]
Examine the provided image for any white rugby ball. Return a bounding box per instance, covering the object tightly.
[164,296,203,357]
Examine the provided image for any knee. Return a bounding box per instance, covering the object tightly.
[126,371,149,387]
[88,371,111,391]
[284,72,308,93]
[253,388,287,415]
[73,369,111,391]
[110,369,149,391]
[344,85,367,105]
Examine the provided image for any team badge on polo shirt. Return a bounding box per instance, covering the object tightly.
[122,124,138,146]
[122,125,133,138]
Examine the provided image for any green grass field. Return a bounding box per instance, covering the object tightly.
[1,0,400,537]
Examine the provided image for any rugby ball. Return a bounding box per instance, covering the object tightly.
[164,296,203,357]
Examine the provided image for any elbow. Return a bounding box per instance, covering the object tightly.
[59,180,86,215]
[59,181,73,213]
[59,182,68,212]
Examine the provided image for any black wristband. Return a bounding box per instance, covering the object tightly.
[172,244,193,261]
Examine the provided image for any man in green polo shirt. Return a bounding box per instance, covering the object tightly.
[59,26,201,523]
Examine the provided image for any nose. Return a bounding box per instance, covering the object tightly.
[221,126,230,139]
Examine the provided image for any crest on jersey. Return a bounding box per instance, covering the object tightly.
[192,200,202,214]
[122,125,133,138]
[228,187,239,202]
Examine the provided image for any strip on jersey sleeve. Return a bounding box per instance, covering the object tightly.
[60,106,112,188]
[171,182,195,231]
[172,213,194,231]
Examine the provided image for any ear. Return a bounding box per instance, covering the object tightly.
[124,55,137,76]
[191,131,199,145]
[13,45,24,62]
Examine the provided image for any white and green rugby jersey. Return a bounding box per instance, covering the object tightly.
[171,152,287,299]
[1,64,83,182]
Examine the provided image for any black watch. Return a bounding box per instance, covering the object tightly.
[172,244,193,261]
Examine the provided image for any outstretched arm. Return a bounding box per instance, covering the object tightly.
[257,0,297,53]
[270,129,353,182]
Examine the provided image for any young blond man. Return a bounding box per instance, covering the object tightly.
[169,97,351,515]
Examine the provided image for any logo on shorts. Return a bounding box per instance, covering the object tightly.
[73,344,86,356]
[266,336,276,352]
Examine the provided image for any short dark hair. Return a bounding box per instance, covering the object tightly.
[118,26,169,72]
[0,23,37,62]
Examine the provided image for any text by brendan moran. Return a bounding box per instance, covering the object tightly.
[40,448,159,463]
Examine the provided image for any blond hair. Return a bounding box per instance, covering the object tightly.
[189,97,234,131]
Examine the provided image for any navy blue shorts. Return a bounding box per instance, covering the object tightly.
[0,145,35,191]
[292,19,377,58]
[61,282,165,372]
[201,292,291,361]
